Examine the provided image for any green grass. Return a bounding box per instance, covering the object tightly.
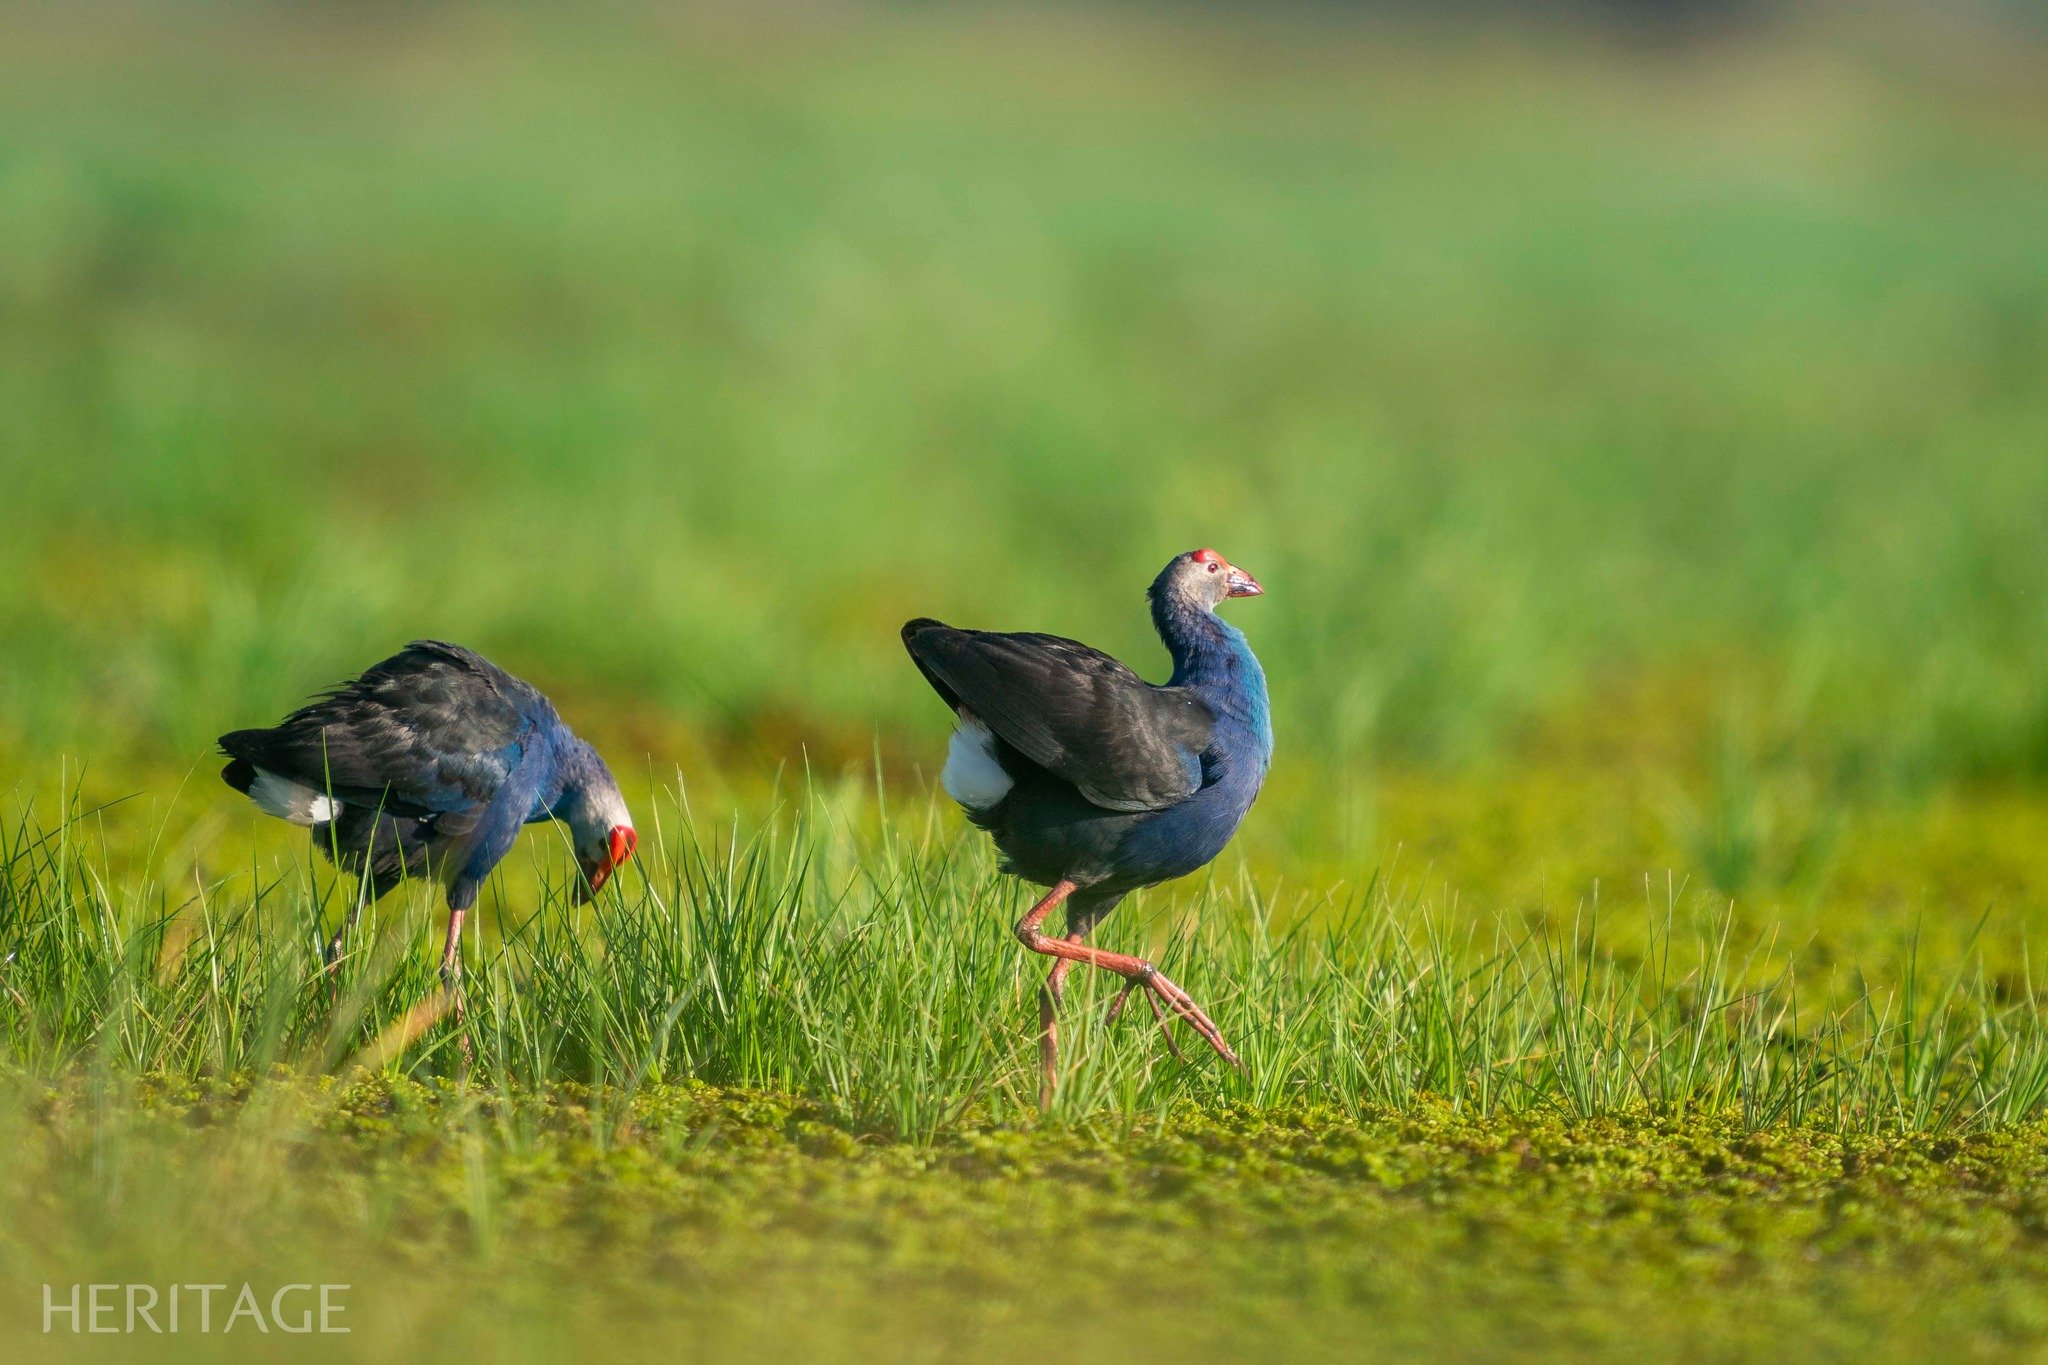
[7,774,2048,1360]
[5,2,2048,1358]
[8,779,2048,1140]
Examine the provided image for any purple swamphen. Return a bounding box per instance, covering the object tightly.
[219,641,637,989]
[904,548,1271,1103]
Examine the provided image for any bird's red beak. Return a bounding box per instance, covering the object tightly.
[1224,563,1264,598]
[577,825,637,903]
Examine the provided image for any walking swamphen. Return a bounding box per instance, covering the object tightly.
[219,640,637,987]
[903,548,1271,1103]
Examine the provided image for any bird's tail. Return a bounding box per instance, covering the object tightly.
[220,756,258,795]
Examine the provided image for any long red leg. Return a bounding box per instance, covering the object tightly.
[440,906,471,1065]
[1016,882,1238,1105]
[440,906,466,983]
[1038,949,1084,1108]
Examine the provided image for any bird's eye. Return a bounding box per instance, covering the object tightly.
[1207,563,1221,573]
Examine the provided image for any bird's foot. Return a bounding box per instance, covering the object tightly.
[1105,963,1239,1068]
[1107,972,1187,1063]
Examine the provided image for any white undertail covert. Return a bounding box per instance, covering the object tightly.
[941,714,1013,811]
[247,768,341,826]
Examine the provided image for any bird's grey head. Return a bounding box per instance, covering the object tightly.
[558,739,636,903]
[1152,548,1264,613]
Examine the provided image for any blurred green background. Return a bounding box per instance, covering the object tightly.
[4,0,2043,782]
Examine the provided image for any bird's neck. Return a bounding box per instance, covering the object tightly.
[540,736,594,826]
[546,736,627,837]
[1152,593,1244,687]
[1152,591,1273,761]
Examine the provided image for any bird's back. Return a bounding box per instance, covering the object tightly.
[902,618,1211,814]
[904,614,1269,894]
[220,640,547,817]
[219,641,557,887]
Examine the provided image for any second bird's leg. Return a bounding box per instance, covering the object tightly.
[439,906,474,1067]
[1015,882,1239,1091]
[321,907,359,1011]
[322,903,365,975]
[439,907,466,996]
[439,907,472,1065]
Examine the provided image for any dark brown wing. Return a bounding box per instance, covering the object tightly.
[219,641,542,816]
[902,619,1212,813]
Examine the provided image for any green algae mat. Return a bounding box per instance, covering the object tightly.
[9,1077,2048,1361]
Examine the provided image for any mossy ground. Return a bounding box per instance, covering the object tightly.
[10,1072,2048,1362]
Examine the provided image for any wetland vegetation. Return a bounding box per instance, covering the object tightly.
[3,2,2048,1358]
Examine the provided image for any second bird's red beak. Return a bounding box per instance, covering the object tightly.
[577,825,638,903]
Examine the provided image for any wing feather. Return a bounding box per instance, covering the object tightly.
[903,619,1211,812]
[219,641,543,816]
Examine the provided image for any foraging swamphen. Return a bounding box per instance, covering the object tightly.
[219,640,636,986]
[903,548,1270,1103]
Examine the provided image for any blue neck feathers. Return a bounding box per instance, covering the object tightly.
[542,736,606,835]
[1151,591,1274,764]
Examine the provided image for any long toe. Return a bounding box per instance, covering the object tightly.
[1146,970,1240,1067]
